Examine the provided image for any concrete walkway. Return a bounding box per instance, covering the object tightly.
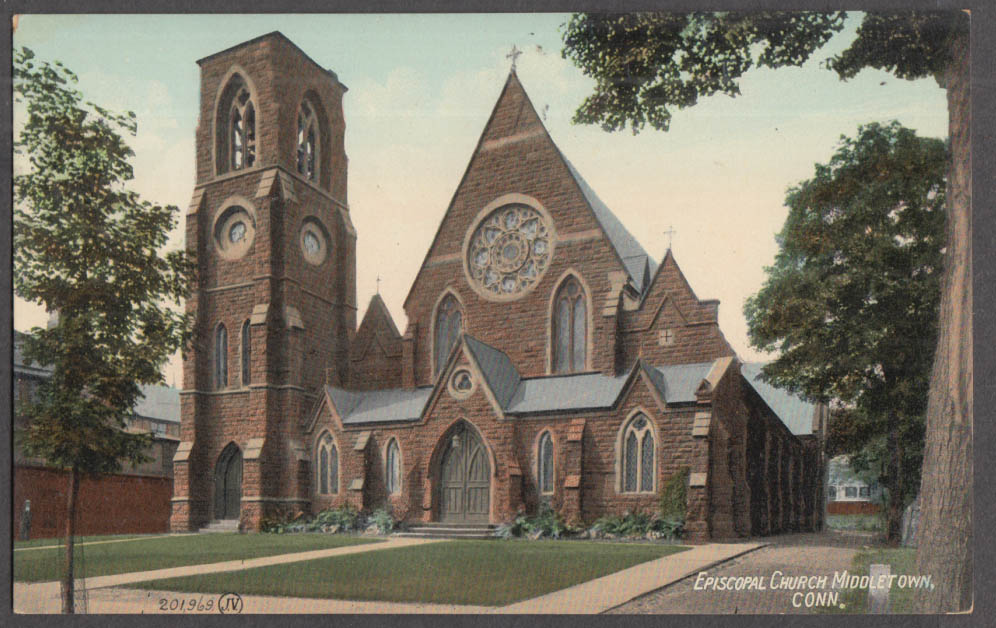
[14,539,762,614]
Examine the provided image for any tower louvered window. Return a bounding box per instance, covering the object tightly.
[230,87,256,170]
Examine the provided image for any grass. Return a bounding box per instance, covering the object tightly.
[14,533,379,583]
[826,514,884,532]
[821,548,918,614]
[14,534,155,549]
[130,539,690,607]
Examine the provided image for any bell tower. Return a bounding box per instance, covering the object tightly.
[171,32,356,532]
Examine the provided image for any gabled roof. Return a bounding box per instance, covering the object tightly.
[641,362,715,405]
[325,385,434,425]
[561,156,658,292]
[463,334,520,408]
[506,371,630,414]
[742,362,818,436]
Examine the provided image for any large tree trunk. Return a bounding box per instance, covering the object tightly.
[913,29,972,613]
[61,465,81,614]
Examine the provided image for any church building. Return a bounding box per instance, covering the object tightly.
[170,32,827,541]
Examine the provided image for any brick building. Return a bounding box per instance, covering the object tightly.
[171,32,826,540]
[13,331,180,538]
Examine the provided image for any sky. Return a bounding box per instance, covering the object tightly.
[12,13,949,387]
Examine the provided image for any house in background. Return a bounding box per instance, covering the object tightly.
[826,455,882,515]
[13,330,181,539]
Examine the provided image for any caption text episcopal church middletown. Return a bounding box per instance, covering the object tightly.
[169,32,827,541]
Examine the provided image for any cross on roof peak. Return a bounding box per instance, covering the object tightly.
[664,225,676,251]
[506,44,523,71]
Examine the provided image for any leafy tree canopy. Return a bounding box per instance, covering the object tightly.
[745,121,945,507]
[561,11,967,133]
[13,47,194,473]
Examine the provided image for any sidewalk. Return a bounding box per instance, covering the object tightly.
[14,540,764,614]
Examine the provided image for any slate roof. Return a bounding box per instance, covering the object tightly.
[561,156,658,292]
[642,362,715,405]
[507,371,631,414]
[741,362,817,436]
[326,385,434,425]
[463,335,520,408]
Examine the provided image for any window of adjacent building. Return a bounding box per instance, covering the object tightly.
[386,439,401,495]
[230,87,256,171]
[622,413,655,493]
[845,486,858,498]
[241,319,251,387]
[215,324,228,389]
[434,295,463,378]
[859,486,870,498]
[317,433,338,495]
[828,485,837,500]
[553,277,586,373]
[538,431,554,494]
[297,102,319,181]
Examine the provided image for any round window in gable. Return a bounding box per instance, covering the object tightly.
[464,202,554,301]
[448,368,475,399]
[300,218,330,266]
[213,204,256,260]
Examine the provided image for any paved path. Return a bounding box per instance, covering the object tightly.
[14,539,763,614]
[610,531,882,614]
[14,534,175,552]
[13,536,443,614]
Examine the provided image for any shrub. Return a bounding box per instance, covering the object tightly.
[659,467,689,521]
[369,507,396,534]
[497,504,578,539]
[590,509,685,541]
[312,504,362,532]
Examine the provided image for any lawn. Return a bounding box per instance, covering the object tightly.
[14,534,155,549]
[821,548,918,614]
[14,533,379,583]
[129,539,689,607]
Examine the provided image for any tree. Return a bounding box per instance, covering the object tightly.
[562,11,971,611]
[13,48,194,614]
[742,122,946,543]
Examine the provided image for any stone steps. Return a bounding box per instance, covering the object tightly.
[396,522,497,539]
[199,519,240,533]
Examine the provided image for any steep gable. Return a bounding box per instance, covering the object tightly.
[350,293,403,389]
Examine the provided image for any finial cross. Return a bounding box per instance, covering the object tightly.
[507,45,523,70]
[664,225,676,250]
[376,275,381,295]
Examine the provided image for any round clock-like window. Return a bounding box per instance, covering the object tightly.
[465,203,553,299]
[213,203,255,260]
[300,218,330,266]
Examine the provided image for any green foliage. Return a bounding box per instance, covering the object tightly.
[591,510,684,540]
[13,46,194,474]
[497,504,578,539]
[262,504,365,534]
[561,11,967,134]
[369,508,397,534]
[659,467,689,521]
[745,122,945,512]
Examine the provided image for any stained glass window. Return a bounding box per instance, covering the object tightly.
[466,204,552,298]
[622,413,655,493]
[241,320,251,386]
[317,434,338,495]
[215,324,227,389]
[386,439,401,494]
[553,277,587,373]
[539,432,554,494]
[434,295,463,377]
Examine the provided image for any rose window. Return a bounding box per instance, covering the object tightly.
[466,204,552,298]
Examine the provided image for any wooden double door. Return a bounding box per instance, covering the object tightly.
[214,444,242,520]
[439,425,490,523]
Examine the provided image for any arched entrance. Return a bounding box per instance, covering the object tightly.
[438,423,490,523]
[214,443,242,520]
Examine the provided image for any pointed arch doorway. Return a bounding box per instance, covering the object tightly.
[214,443,242,520]
[438,423,490,523]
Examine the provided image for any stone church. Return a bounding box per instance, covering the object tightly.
[170,32,827,541]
